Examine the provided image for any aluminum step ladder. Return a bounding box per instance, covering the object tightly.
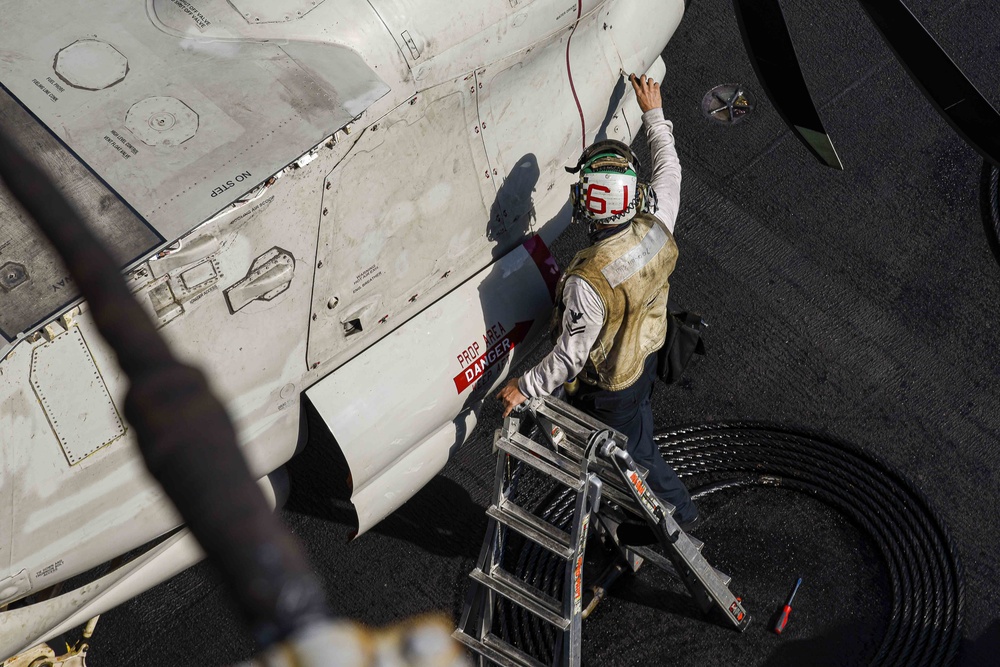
[453,396,750,667]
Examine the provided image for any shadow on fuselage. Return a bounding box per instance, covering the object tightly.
[487,153,540,259]
[595,75,627,144]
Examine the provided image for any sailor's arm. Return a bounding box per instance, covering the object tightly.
[496,277,603,416]
[631,74,682,234]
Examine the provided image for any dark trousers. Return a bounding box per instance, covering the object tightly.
[570,354,697,523]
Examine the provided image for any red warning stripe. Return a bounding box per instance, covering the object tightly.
[522,235,561,303]
[454,320,533,393]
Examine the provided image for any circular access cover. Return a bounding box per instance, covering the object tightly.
[125,97,199,147]
[701,84,754,125]
[54,39,129,91]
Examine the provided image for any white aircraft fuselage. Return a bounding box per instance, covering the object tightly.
[0,0,684,657]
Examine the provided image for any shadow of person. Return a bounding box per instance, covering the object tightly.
[487,153,540,258]
[283,399,486,559]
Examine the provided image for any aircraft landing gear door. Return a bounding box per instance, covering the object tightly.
[308,77,495,368]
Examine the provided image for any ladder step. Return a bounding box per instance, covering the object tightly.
[533,402,597,444]
[629,545,729,585]
[451,630,546,667]
[533,398,626,441]
[487,502,573,559]
[713,566,732,587]
[629,545,675,574]
[497,433,584,490]
[594,480,634,510]
[452,630,547,667]
[470,568,570,630]
[483,634,549,667]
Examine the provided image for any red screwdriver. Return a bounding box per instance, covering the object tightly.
[774,577,803,634]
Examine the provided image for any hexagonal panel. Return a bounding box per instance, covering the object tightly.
[0,262,29,292]
[125,97,199,147]
[54,39,128,91]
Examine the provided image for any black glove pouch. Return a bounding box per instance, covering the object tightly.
[656,311,707,384]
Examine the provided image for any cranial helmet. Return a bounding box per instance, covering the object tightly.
[567,139,644,226]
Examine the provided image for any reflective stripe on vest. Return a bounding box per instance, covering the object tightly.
[601,221,668,288]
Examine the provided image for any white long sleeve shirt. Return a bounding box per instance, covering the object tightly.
[519,108,681,398]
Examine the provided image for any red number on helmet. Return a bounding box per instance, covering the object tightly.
[585,184,609,214]
[611,185,629,215]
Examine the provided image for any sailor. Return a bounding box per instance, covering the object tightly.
[496,73,698,529]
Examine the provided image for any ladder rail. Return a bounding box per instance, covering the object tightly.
[560,475,600,667]
[602,442,750,630]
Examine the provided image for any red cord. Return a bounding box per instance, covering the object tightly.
[565,0,586,151]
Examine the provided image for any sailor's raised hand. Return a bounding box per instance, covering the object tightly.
[630,73,662,113]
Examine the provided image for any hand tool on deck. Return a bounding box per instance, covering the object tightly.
[774,577,803,635]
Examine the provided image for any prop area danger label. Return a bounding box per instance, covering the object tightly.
[454,320,532,393]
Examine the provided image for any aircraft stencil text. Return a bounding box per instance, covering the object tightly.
[211,171,252,198]
[483,320,508,346]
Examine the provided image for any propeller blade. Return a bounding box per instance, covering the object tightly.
[733,0,843,169]
[856,0,1000,168]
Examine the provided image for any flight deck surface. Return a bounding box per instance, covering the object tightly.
[84,0,1000,664]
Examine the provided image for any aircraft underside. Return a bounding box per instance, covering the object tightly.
[0,0,685,658]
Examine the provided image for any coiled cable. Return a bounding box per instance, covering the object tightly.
[656,423,965,667]
[491,422,962,665]
[979,160,1000,267]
